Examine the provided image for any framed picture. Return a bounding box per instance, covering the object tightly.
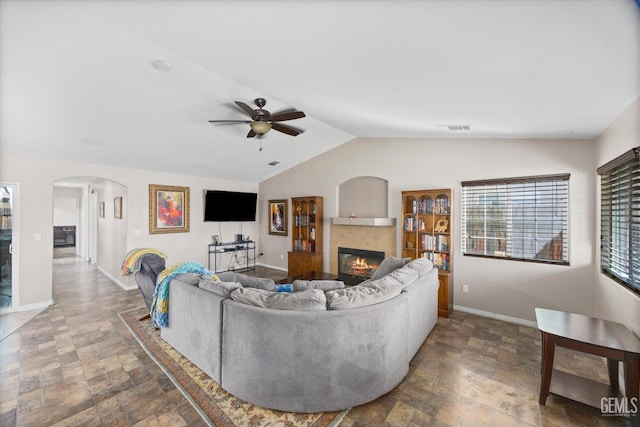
[268,199,288,236]
[149,184,190,234]
[99,201,105,218]
[114,196,123,219]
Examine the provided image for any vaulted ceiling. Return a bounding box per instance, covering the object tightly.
[1,0,638,182]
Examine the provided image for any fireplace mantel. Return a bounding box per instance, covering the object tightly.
[331,217,396,226]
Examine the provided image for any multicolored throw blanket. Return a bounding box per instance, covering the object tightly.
[120,248,167,276]
[150,261,219,328]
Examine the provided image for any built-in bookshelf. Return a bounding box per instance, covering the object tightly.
[288,196,323,275]
[402,189,453,317]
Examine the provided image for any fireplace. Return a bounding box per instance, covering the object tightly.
[338,247,385,285]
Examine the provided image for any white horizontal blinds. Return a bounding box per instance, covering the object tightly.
[462,174,569,265]
[598,147,640,294]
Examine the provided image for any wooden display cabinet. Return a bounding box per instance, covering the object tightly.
[401,189,453,317]
[288,196,323,275]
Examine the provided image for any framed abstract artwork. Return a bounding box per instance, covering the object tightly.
[268,199,287,236]
[149,184,190,234]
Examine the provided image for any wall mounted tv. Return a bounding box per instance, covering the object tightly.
[204,190,257,222]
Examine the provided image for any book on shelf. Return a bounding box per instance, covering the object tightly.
[423,252,448,271]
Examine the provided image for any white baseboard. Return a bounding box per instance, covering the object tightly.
[18,300,53,312]
[97,266,137,291]
[454,305,538,328]
[256,262,288,272]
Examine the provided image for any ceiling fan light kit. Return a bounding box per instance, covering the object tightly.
[209,98,305,139]
[249,121,272,135]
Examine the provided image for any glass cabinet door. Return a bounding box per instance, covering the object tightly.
[0,184,14,310]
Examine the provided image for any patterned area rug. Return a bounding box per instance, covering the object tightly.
[119,307,348,427]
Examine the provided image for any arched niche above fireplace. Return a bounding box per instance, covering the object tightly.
[333,176,396,226]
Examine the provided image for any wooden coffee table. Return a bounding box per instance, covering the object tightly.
[276,271,339,284]
[535,308,640,426]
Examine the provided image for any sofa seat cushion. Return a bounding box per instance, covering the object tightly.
[325,282,402,310]
[230,288,327,311]
[199,279,243,298]
[370,257,410,280]
[292,279,345,292]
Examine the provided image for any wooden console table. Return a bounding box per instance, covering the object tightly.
[536,308,640,426]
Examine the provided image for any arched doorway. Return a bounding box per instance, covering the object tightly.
[53,177,127,281]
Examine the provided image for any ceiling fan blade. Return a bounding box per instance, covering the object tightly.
[272,123,302,136]
[246,129,257,138]
[270,111,306,122]
[235,101,257,117]
[208,120,251,123]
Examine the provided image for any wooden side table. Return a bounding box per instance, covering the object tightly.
[535,308,640,426]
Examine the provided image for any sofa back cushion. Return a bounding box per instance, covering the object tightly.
[325,282,402,310]
[230,288,327,311]
[405,257,434,276]
[233,273,277,291]
[370,257,410,281]
[199,279,243,298]
[292,279,345,292]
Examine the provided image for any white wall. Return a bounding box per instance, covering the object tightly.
[0,153,259,309]
[53,188,80,227]
[593,97,640,336]
[259,137,596,322]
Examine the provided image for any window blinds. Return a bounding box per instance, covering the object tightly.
[598,147,640,295]
[461,174,569,265]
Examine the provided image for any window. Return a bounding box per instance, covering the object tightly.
[597,147,640,296]
[462,174,569,265]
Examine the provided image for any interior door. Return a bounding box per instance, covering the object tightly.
[0,184,16,311]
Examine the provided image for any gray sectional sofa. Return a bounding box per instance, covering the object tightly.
[159,257,439,413]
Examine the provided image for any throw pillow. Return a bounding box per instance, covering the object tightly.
[292,279,345,292]
[370,257,411,281]
[230,288,327,311]
[199,280,243,298]
[325,282,402,310]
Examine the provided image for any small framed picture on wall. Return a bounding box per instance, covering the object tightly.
[268,199,287,236]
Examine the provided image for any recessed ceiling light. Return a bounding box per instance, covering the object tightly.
[151,59,173,72]
[267,161,280,166]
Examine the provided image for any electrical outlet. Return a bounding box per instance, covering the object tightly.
[280,253,284,260]
[463,284,469,293]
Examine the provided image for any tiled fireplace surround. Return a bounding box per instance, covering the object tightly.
[329,224,396,275]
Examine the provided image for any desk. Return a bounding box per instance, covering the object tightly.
[536,308,640,426]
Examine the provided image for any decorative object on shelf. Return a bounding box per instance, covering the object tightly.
[149,184,190,234]
[99,201,105,218]
[434,216,449,232]
[268,199,288,236]
[114,196,123,219]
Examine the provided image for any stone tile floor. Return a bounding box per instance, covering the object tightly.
[0,258,631,426]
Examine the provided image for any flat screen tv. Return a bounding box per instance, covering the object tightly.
[204,190,257,222]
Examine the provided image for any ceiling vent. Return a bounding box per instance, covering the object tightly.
[267,161,280,166]
[440,125,471,131]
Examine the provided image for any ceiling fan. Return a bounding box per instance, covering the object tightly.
[209,98,305,138]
